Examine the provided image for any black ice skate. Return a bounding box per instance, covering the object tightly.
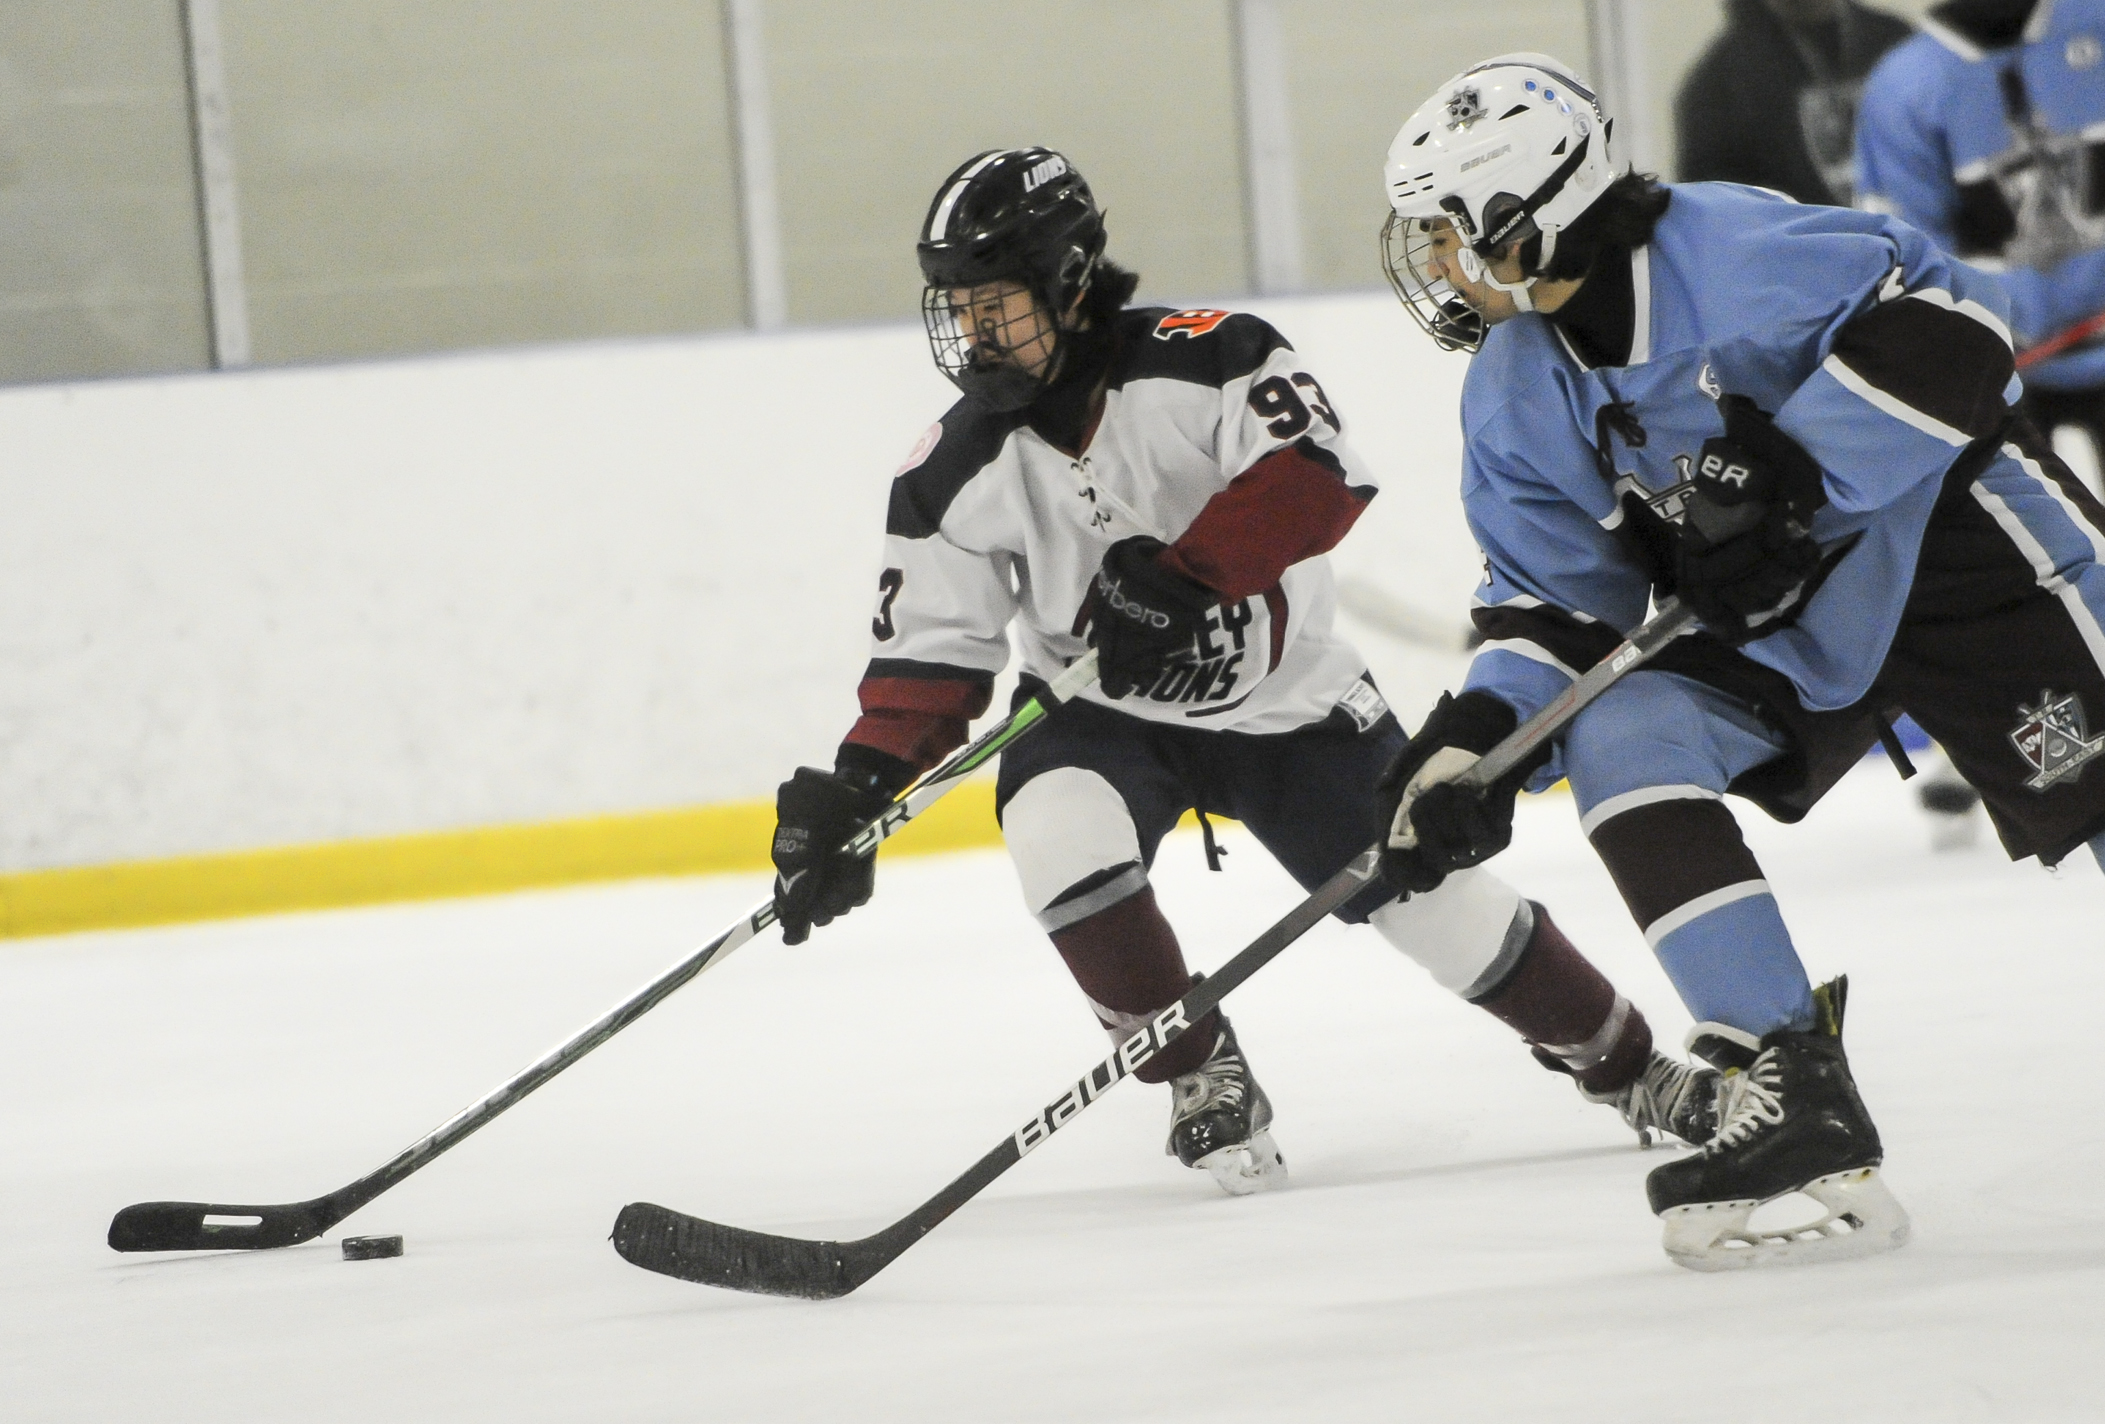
[1583,1050,1720,1148]
[1645,977,1910,1271]
[1166,1020,1287,1196]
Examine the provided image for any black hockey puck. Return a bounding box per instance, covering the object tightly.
[342,1234,404,1261]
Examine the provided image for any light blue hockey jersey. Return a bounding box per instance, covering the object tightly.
[1856,0,2105,388]
[1457,183,2021,755]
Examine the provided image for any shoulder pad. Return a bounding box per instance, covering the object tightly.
[1114,307,1292,390]
[884,401,1025,539]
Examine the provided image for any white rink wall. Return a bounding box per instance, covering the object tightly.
[0,292,1479,873]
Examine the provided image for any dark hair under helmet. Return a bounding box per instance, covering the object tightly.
[917,148,1107,409]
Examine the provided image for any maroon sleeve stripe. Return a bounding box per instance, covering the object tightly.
[1163,442,1373,601]
[843,665,995,775]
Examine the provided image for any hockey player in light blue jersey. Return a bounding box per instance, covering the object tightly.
[1375,54,2105,1270]
[1857,1,2105,466]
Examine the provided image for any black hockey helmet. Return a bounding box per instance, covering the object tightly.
[917,148,1107,409]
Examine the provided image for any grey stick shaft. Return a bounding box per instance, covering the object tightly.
[1465,598,1696,789]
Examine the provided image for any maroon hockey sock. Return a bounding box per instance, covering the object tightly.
[1050,886,1219,1083]
[1471,904,1652,1094]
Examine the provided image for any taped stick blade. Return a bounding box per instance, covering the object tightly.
[612,1202,885,1299]
[108,1200,329,1252]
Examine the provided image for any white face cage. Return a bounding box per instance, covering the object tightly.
[1379,211,1486,354]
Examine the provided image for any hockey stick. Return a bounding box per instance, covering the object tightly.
[106,653,1100,1254]
[2018,309,2105,370]
[610,599,1700,1298]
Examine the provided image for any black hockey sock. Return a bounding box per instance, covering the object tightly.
[1050,886,1219,1084]
[1471,904,1653,1095]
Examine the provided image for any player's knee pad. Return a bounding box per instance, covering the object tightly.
[1366,867,1530,998]
[1002,767,1148,932]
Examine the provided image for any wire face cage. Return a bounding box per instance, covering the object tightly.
[1379,211,1486,354]
[921,279,1062,410]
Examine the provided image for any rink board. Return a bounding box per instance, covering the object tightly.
[0,292,1476,904]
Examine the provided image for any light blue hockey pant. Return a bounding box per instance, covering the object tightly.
[1559,671,1817,1039]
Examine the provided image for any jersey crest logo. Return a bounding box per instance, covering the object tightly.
[895,421,942,475]
[1154,309,1231,341]
[2009,689,2105,791]
[1637,455,1700,524]
[1697,362,1722,399]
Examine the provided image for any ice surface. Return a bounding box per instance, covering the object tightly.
[4,764,2100,1422]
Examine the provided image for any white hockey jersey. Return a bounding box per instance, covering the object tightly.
[845,305,1381,771]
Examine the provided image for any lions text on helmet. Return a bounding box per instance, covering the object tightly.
[918,147,1106,411]
[1381,53,1619,351]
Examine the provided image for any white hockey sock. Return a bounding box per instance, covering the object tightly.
[1366,867,1530,999]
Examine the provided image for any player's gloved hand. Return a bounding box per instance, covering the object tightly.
[1674,395,1829,645]
[1376,691,1536,896]
[771,749,906,945]
[1078,535,1222,699]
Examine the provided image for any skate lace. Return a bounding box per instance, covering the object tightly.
[1172,1041,1247,1119]
[1621,1055,1688,1132]
[1707,1052,1786,1151]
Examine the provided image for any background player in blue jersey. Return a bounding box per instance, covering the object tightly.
[1375,54,2105,1269]
[1678,0,1914,208]
[1858,0,2105,491]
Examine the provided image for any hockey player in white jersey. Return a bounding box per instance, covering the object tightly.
[1376,55,2105,1266]
[768,147,1715,1195]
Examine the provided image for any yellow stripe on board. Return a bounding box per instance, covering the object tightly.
[0,781,1008,941]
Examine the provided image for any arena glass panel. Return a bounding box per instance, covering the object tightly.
[762,0,1251,324]
[217,0,746,363]
[0,0,210,383]
[1280,0,1592,293]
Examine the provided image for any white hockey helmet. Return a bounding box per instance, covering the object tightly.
[1380,53,1618,351]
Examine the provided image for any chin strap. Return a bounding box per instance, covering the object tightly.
[1457,228,1559,315]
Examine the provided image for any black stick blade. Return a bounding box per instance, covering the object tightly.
[108,1200,329,1252]
[612,1202,888,1299]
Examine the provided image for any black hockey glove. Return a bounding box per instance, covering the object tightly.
[1673,395,1830,645]
[1078,535,1223,700]
[770,747,907,945]
[1376,691,1545,896]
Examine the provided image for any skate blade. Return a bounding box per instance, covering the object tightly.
[1197,1130,1289,1197]
[1660,1167,1910,1271]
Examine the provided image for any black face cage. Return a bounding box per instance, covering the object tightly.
[1379,211,1486,354]
[921,280,1065,411]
